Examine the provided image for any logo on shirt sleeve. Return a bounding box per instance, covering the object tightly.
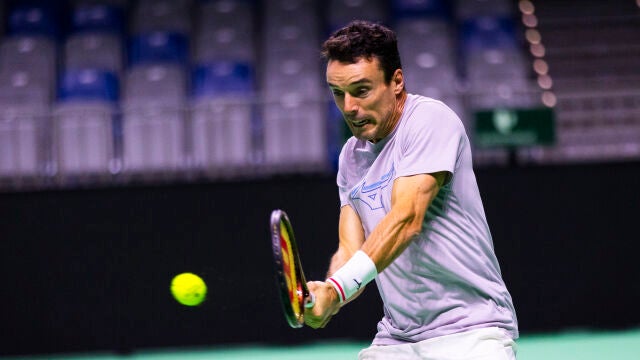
[350,166,395,210]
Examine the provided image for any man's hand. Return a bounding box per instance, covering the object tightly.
[304,281,341,329]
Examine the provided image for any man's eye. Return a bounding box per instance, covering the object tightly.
[332,90,344,97]
[356,88,370,97]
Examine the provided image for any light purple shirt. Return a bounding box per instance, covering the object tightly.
[337,94,518,345]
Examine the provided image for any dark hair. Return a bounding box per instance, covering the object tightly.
[321,20,402,84]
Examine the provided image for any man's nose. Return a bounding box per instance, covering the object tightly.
[343,93,358,115]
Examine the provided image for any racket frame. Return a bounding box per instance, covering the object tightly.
[270,209,313,328]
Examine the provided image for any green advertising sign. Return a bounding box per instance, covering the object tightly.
[475,108,555,147]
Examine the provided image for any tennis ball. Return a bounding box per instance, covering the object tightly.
[171,272,207,306]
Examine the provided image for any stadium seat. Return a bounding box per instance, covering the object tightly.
[70,2,125,35]
[0,69,50,106]
[193,30,254,64]
[454,0,514,20]
[461,16,519,52]
[262,98,327,172]
[459,15,535,110]
[396,18,458,96]
[128,31,189,66]
[193,0,256,63]
[191,61,254,98]
[260,0,327,171]
[6,2,60,38]
[0,108,45,178]
[57,68,119,103]
[191,61,256,173]
[122,64,187,173]
[131,0,192,35]
[64,32,124,74]
[326,0,389,33]
[262,0,320,58]
[53,68,119,176]
[0,35,56,102]
[263,58,323,100]
[196,0,254,38]
[0,70,49,178]
[390,0,452,20]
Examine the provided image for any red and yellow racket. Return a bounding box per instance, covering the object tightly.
[270,209,315,328]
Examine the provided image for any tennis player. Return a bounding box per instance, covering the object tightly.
[304,20,519,359]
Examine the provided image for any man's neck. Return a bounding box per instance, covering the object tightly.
[370,91,407,144]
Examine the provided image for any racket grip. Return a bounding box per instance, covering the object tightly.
[305,293,316,308]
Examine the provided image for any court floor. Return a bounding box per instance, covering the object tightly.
[5,328,640,360]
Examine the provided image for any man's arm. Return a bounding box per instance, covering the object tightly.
[362,171,447,272]
[304,204,365,329]
[305,171,447,328]
[328,204,366,276]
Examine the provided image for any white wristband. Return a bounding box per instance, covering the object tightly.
[327,250,377,303]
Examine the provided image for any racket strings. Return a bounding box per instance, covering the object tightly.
[280,221,303,318]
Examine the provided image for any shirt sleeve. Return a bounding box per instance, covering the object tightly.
[336,140,353,207]
[395,100,466,180]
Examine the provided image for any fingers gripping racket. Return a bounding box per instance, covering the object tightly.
[270,209,315,328]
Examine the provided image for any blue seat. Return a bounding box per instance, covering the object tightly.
[391,0,452,20]
[7,2,60,38]
[71,3,125,35]
[128,32,189,66]
[191,61,254,99]
[54,69,120,176]
[190,61,256,172]
[461,16,518,51]
[57,69,119,103]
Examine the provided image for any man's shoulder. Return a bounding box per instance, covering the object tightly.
[405,94,453,117]
[403,93,465,132]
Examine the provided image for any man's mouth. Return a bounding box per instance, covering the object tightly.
[350,118,369,127]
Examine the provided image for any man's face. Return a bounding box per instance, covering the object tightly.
[327,57,403,143]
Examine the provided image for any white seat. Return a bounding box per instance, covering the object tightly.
[52,102,116,176]
[261,98,327,172]
[131,0,192,34]
[0,70,50,106]
[0,35,56,101]
[402,51,459,95]
[262,0,320,58]
[466,49,529,83]
[194,31,254,64]
[0,69,51,178]
[190,61,255,173]
[396,18,456,60]
[52,68,120,177]
[260,1,327,171]
[0,105,48,177]
[122,64,187,173]
[262,57,324,101]
[194,0,255,63]
[64,32,123,73]
[196,0,254,38]
[463,47,538,110]
[397,18,459,96]
[191,99,254,174]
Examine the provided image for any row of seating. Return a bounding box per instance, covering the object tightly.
[0,0,537,186]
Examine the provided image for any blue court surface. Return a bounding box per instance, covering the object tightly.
[5,328,640,360]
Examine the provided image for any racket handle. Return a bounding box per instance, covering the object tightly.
[305,293,316,308]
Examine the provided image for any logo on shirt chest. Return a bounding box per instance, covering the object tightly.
[350,165,395,211]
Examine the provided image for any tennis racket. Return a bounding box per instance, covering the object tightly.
[270,209,315,328]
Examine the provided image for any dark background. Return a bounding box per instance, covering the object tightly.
[1,161,639,356]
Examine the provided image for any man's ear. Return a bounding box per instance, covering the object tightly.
[392,69,404,94]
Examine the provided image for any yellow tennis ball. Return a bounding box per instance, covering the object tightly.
[171,273,207,306]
